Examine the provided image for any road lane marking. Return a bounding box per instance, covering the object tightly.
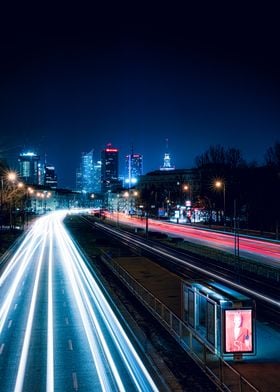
[68,339,73,351]
[72,372,78,390]
[14,303,18,310]
[0,343,4,355]
[8,320,13,329]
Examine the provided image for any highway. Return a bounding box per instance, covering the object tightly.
[106,212,280,266]
[0,212,159,392]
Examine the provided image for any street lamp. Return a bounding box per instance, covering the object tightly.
[26,187,34,226]
[183,184,193,223]
[7,171,17,229]
[123,191,129,214]
[215,180,226,229]
[116,193,120,228]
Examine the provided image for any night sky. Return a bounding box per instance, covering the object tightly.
[0,4,280,188]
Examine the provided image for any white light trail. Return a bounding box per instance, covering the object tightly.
[0,229,44,334]
[61,227,158,392]
[0,219,45,286]
[96,223,280,309]
[47,220,54,392]
[14,219,48,392]
[1,211,159,391]
[54,220,117,392]
[54,213,158,392]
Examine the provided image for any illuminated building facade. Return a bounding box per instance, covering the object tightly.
[125,153,143,188]
[101,144,120,193]
[160,138,175,171]
[93,160,102,193]
[18,152,40,184]
[44,165,58,188]
[160,152,175,171]
[76,150,94,193]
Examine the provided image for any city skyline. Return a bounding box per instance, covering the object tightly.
[1,5,280,188]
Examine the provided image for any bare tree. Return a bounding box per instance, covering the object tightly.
[265,142,280,169]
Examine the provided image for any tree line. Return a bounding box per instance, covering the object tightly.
[194,142,280,234]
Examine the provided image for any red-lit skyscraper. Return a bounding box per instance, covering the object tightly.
[101,144,120,193]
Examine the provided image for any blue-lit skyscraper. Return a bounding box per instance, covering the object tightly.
[18,151,40,184]
[76,150,94,193]
[93,160,102,193]
[125,153,143,188]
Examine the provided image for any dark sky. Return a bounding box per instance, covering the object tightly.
[1,3,280,188]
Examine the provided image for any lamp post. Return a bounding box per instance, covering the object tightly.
[215,180,226,229]
[26,187,34,227]
[123,191,129,214]
[145,209,149,239]
[117,193,120,228]
[90,193,95,208]
[7,172,17,229]
[233,199,240,282]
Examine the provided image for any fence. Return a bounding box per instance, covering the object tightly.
[100,251,259,392]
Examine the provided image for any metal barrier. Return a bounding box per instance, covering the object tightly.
[100,251,259,392]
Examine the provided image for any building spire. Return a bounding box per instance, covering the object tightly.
[160,138,175,171]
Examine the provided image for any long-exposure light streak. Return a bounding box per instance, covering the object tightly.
[57,226,128,392]
[0,219,46,286]
[47,220,54,392]
[96,223,280,309]
[14,220,49,392]
[64,237,156,391]
[0,233,44,334]
[56,216,159,392]
[108,213,280,263]
[0,212,159,391]
[55,224,112,392]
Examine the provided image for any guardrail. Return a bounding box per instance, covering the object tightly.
[100,251,259,392]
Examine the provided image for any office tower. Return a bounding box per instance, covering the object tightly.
[18,151,40,184]
[101,143,119,193]
[44,164,58,188]
[76,150,94,193]
[125,153,143,188]
[92,160,102,193]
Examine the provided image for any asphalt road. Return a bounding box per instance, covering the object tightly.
[107,213,280,266]
[0,212,159,392]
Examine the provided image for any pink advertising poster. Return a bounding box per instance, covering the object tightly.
[224,309,253,353]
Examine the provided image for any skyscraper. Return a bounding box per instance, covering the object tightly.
[92,160,102,193]
[76,150,94,193]
[125,153,143,188]
[44,165,58,188]
[18,152,40,184]
[101,144,119,193]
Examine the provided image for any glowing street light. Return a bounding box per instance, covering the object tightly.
[215,180,226,229]
[7,171,17,183]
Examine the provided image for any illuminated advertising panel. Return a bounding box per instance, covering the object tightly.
[224,309,253,354]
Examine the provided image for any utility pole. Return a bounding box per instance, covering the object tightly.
[234,199,240,282]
